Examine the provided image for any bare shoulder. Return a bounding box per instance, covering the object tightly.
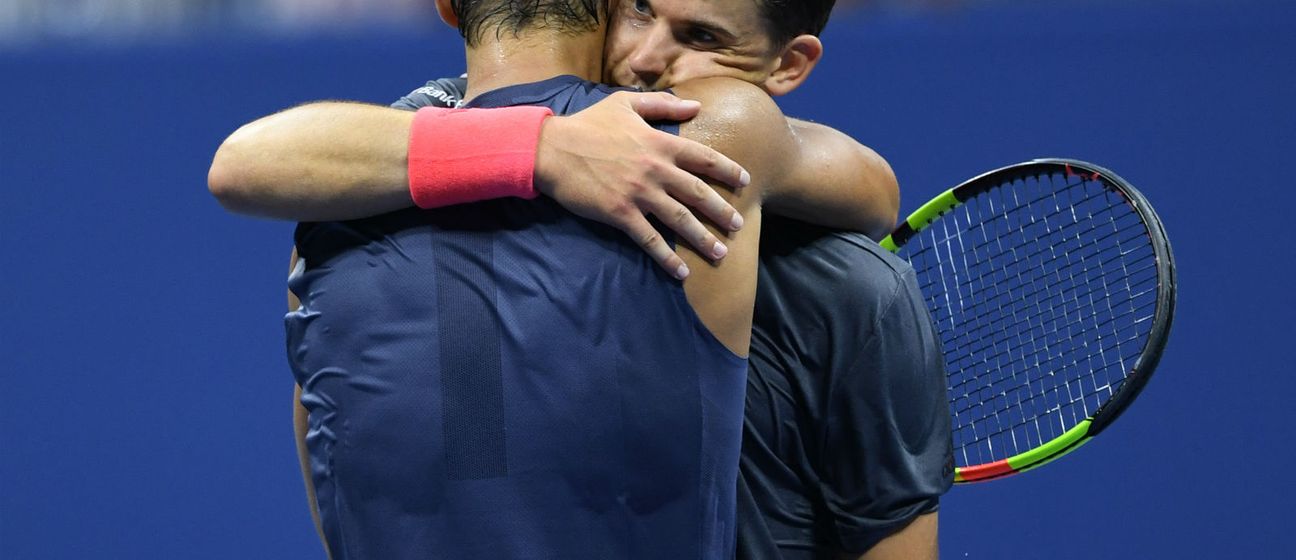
[669,78,791,186]
[669,77,783,128]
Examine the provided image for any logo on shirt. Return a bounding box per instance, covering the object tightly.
[411,85,462,108]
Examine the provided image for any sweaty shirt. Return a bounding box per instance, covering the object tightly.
[286,75,747,560]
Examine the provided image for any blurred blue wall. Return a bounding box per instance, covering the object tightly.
[2,1,1293,558]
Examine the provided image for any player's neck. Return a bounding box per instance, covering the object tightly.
[462,30,604,102]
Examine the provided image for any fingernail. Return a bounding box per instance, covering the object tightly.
[730,213,744,231]
[713,242,728,259]
[675,263,690,280]
[738,169,751,187]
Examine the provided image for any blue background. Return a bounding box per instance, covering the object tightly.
[2,1,1293,557]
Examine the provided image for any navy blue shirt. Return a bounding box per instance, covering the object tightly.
[286,76,748,559]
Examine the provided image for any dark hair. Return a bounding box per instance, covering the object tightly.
[755,0,836,47]
[450,0,605,46]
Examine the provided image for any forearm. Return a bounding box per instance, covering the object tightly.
[209,102,415,221]
[765,118,900,240]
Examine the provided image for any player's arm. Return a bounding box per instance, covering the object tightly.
[664,77,796,353]
[777,118,900,241]
[209,102,414,221]
[757,117,899,236]
[208,93,749,276]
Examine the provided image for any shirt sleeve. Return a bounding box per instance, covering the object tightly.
[818,264,955,554]
[391,75,468,111]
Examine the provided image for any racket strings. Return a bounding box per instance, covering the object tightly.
[907,173,1160,468]
[924,235,1157,362]
[944,297,1157,399]
[931,186,1134,377]
[948,328,1151,430]
[932,259,1157,396]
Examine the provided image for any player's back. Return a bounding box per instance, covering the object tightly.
[286,76,748,559]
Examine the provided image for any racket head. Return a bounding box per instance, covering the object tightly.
[882,159,1176,483]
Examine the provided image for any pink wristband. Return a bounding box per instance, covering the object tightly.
[407,105,553,209]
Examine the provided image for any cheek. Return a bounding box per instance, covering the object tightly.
[668,55,753,83]
[604,28,638,70]
[666,55,720,81]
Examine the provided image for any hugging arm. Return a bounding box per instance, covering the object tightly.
[209,102,414,221]
[208,92,750,275]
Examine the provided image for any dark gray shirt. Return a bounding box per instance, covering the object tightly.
[737,214,953,559]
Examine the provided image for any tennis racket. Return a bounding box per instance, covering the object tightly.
[881,159,1176,483]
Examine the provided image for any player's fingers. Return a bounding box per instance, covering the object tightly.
[617,213,691,280]
[659,166,744,233]
[625,91,703,122]
[645,194,728,262]
[668,135,751,193]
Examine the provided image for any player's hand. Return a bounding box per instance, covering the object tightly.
[533,91,750,280]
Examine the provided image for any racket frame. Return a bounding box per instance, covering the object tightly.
[881,158,1176,483]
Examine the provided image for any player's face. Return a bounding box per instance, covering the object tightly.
[604,0,782,92]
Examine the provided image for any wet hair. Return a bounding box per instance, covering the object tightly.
[450,0,606,46]
[756,0,836,47]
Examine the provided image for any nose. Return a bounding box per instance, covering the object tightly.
[627,27,671,89]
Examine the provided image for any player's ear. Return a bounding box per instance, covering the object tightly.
[762,35,823,97]
[435,0,459,29]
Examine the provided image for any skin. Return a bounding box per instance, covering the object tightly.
[605,0,804,93]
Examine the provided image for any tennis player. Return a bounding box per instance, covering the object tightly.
[210,1,951,558]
